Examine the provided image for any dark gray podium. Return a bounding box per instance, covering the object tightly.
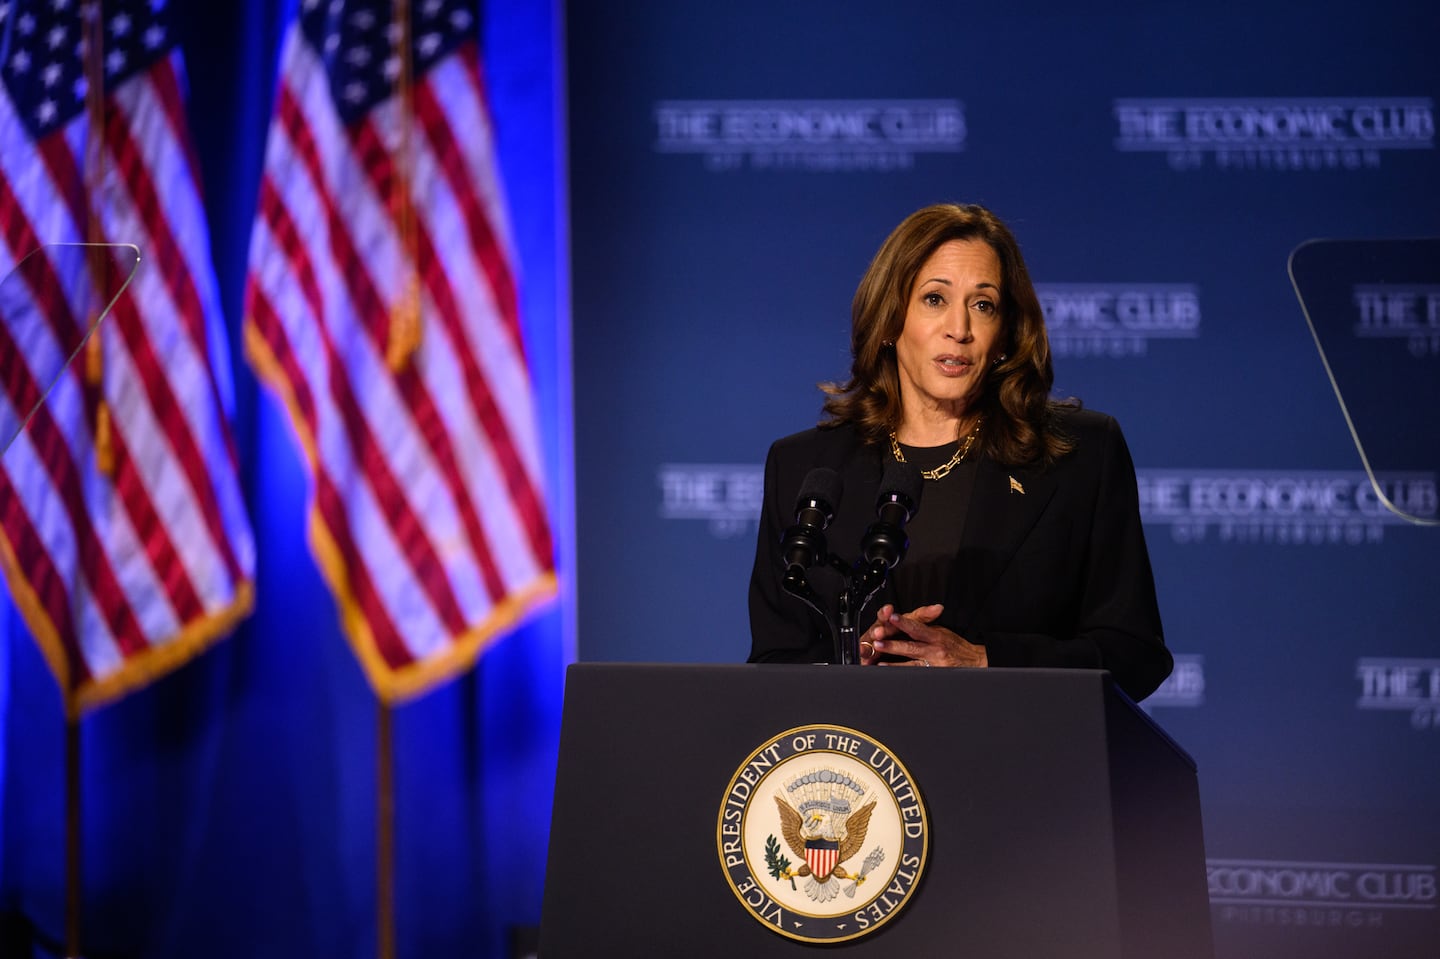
[540,664,1213,958]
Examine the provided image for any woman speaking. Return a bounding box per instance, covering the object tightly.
[747,203,1173,701]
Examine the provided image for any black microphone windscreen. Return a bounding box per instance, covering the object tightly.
[798,467,843,511]
[879,457,923,512]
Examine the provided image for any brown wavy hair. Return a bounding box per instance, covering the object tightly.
[820,203,1074,466]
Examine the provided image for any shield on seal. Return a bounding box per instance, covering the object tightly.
[805,839,840,880]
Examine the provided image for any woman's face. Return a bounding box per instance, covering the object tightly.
[893,238,1003,431]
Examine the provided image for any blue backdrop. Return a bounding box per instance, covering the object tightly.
[1,2,570,958]
[2,2,1437,958]
[568,3,1439,958]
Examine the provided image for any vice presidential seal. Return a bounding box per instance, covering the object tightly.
[716,724,929,943]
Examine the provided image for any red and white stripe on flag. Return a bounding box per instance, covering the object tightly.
[0,1,255,713]
[244,0,556,702]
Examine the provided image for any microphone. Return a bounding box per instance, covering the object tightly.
[781,468,843,572]
[861,458,923,570]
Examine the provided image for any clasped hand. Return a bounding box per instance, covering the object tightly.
[858,603,988,669]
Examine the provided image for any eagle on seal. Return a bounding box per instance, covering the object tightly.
[774,794,876,886]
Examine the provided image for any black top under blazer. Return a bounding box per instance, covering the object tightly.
[747,407,1173,701]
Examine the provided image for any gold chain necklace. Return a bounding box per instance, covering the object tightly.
[890,419,981,481]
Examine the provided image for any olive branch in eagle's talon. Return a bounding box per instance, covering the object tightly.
[765,834,797,890]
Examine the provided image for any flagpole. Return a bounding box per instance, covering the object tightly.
[69,8,105,952]
[65,710,82,959]
[65,7,104,954]
[379,0,411,951]
[378,700,396,959]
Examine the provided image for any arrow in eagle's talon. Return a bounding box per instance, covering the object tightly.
[843,847,886,898]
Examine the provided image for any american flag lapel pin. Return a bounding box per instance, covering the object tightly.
[1008,475,1025,495]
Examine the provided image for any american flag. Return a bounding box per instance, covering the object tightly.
[245,0,556,701]
[0,0,256,712]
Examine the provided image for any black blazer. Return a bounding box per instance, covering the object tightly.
[747,407,1172,701]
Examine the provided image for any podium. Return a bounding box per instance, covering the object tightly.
[540,664,1213,957]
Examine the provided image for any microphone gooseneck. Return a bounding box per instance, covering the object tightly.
[774,457,924,666]
[780,467,842,573]
[862,457,923,571]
